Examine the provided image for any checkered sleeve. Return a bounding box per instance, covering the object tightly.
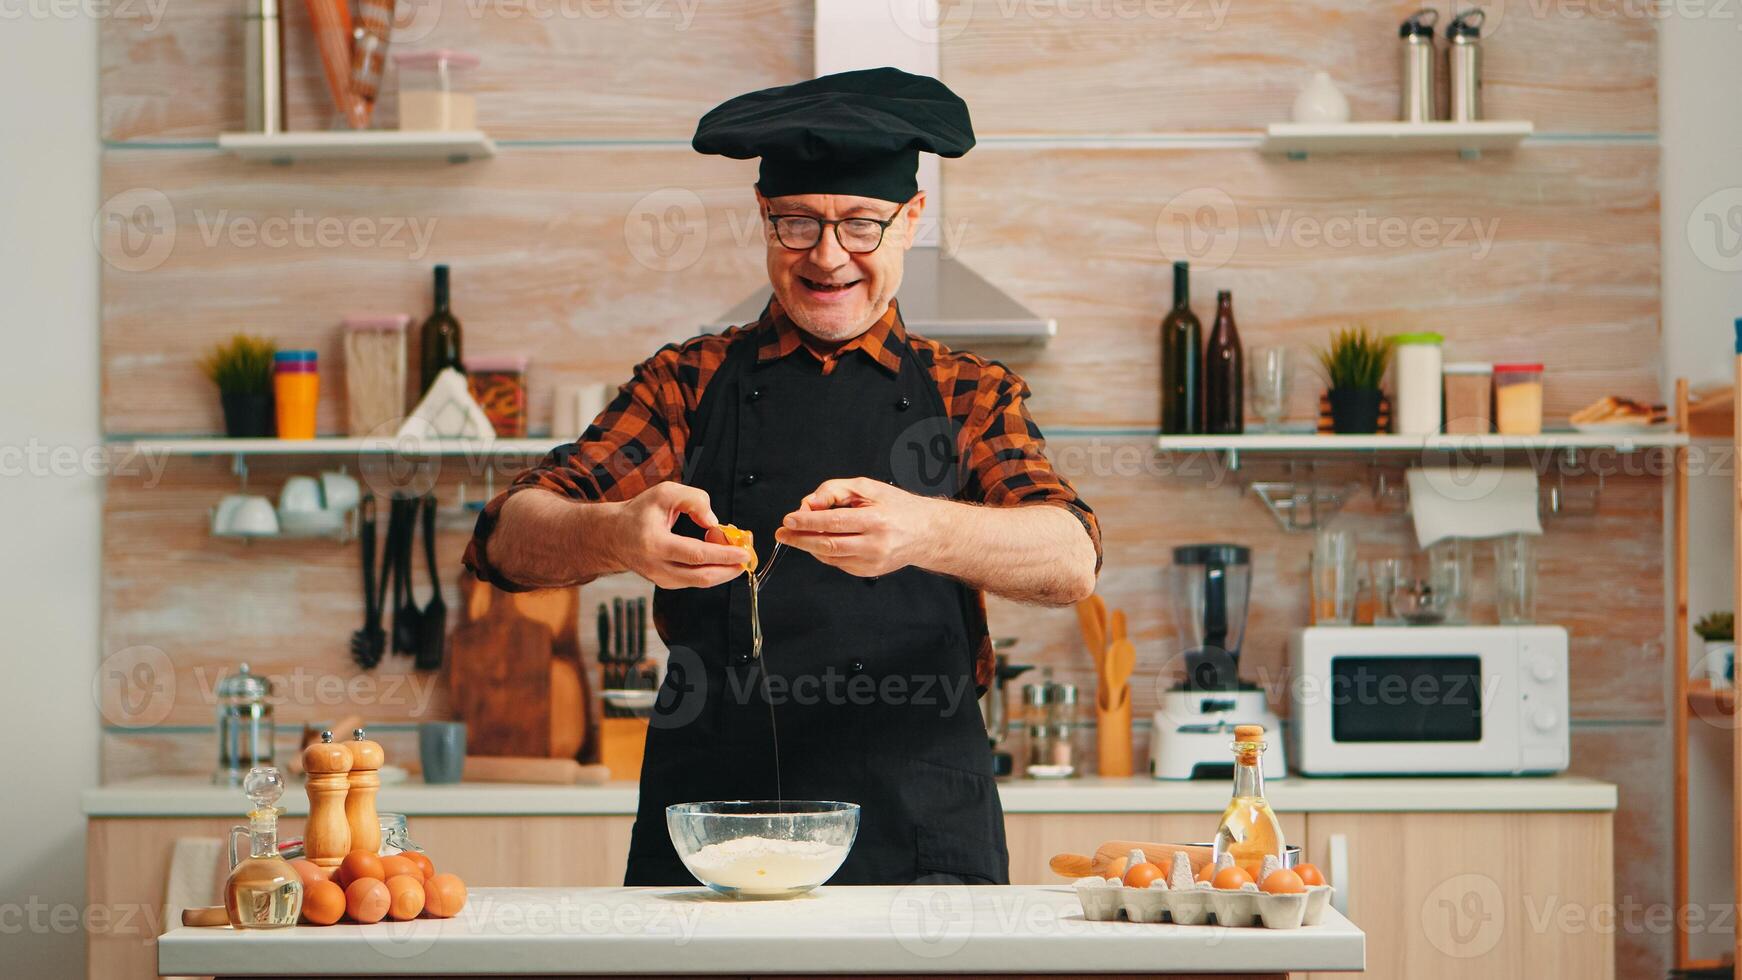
[956,361,1103,571]
[462,341,702,591]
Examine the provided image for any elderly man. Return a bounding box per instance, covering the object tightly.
[464,67,1099,887]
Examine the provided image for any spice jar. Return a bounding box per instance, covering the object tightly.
[273,350,319,440]
[393,50,480,131]
[343,315,408,436]
[1494,362,1544,435]
[464,354,528,437]
[1443,362,1493,434]
[1391,332,1444,435]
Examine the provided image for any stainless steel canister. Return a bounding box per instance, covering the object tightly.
[1399,9,1440,123]
[243,0,287,134]
[1448,9,1485,122]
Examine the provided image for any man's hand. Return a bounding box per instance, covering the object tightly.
[774,478,940,578]
[615,482,752,589]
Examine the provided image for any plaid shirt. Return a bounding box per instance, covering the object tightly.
[463,299,1100,688]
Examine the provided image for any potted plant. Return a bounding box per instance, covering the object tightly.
[200,335,277,437]
[1315,327,1392,434]
[1695,611,1734,689]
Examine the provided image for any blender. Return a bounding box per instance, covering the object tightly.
[1149,544,1286,780]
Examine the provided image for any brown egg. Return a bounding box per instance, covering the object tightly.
[1122,861,1163,889]
[379,855,419,881]
[337,850,385,889]
[1261,869,1306,894]
[1294,863,1326,887]
[301,880,346,926]
[345,878,390,924]
[422,873,467,918]
[1195,862,1216,884]
[402,851,436,881]
[1212,865,1254,890]
[385,874,426,921]
[290,859,330,889]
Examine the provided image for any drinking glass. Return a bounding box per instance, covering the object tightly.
[1248,347,1290,432]
[1426,538,1473,625]
[1310,529,1357,625]
[1369,557,1410,625]
[1494,533,1538,624]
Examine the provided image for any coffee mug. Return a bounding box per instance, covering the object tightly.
[279,475,324,514]
[215,494,279,536]
[419,721,467,784]
[319,470,361,512]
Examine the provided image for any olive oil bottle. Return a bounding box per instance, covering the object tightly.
[1211,724,1284,880]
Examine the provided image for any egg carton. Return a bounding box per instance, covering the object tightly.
[1072,878,1334,929]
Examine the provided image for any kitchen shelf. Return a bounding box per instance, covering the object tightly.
[110,436,558,457]
[1155,430,1686,453]
[1687,679,1736,716]
[217,130,496,163]
[1260,121,1534,158]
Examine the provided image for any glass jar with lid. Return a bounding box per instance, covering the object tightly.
[214,664,275,786]
[1391,332,1444,435]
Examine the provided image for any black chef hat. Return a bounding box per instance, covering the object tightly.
[692,67,975,205]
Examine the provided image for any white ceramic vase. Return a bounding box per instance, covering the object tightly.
[1292,71,1351,124]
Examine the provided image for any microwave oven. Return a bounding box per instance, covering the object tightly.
[1288,625,1569,776]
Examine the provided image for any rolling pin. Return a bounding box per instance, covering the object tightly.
[1050,840,1214,880]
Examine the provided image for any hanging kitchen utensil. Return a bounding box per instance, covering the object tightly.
[349,495,385,668]
[414,493,447,671]
[391,496,421,656]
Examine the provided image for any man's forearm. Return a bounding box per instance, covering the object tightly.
[915,499,1097,606]
[481,489,629,589]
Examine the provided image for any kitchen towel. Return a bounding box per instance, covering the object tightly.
[1406,466,1541,549]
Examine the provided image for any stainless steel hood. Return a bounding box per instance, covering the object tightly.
[703,0,1055,347]
[703,247,1056,344]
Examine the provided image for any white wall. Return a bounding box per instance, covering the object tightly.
[0,9,102,979]
[1659,3,1742,965]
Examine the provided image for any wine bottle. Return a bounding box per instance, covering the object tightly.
[1202,289,1244,434]
[1159,261,1202,434]
[418,264,463,395]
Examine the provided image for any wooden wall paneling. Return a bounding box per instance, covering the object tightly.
[941,0,1655,135]
[100,0,813,141]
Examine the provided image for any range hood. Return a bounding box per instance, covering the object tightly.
[703,0,1056,346]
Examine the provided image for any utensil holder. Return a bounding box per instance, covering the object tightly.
[1096,695,1133,777]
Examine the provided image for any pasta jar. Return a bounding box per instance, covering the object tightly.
[1494,363,1545,435]
[1391,332,1444,435]
[464,354,527,437]
[273,350,320,440]
[1442,362,1493,434]
[342,314,408,436]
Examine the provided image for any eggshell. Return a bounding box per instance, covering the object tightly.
[337,850,384,889]
[379,855,420,881]
[1261,869,1306,894]
[301,880,346,926]
[385,874,426,921]
[1122,861,1163,889]
[1212,865,1254,890]
[290,859,330,889]
[345,878,390,924]
[1294,863,1326,887]
[422,873,467,918]
[402,850,436,881]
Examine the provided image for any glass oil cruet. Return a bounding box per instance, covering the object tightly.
[224,766,303,928]
[1211,724,1285,880]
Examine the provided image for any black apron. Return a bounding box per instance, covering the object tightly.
[623,312,1009,887]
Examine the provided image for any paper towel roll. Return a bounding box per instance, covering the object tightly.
[1407,467,1542,549]
[554,383,616,441]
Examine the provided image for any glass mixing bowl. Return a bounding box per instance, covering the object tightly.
[666,801,860,899]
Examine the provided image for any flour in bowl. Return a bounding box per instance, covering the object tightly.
[681,836,849,892]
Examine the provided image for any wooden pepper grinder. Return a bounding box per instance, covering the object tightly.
[301,731,353,869]
[345,727,385,854]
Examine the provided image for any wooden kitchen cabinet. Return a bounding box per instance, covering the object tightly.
[1303,811,1614,980]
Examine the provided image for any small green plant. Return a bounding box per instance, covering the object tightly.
[1315,327,1392,391]
[1695,611,1733,642]
[199,335,277,396]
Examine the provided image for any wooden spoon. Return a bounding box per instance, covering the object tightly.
[1100,639,1136,711]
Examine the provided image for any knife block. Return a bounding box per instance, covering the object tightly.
[599,717,647,781]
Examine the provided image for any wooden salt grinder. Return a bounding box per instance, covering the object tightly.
[301,731,353,868]
[345,727,385,854]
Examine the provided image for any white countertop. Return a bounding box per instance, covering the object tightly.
[157,885,1366,976]
[86,774,1616,818]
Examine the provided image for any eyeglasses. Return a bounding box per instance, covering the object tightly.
[764,206,903,254]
